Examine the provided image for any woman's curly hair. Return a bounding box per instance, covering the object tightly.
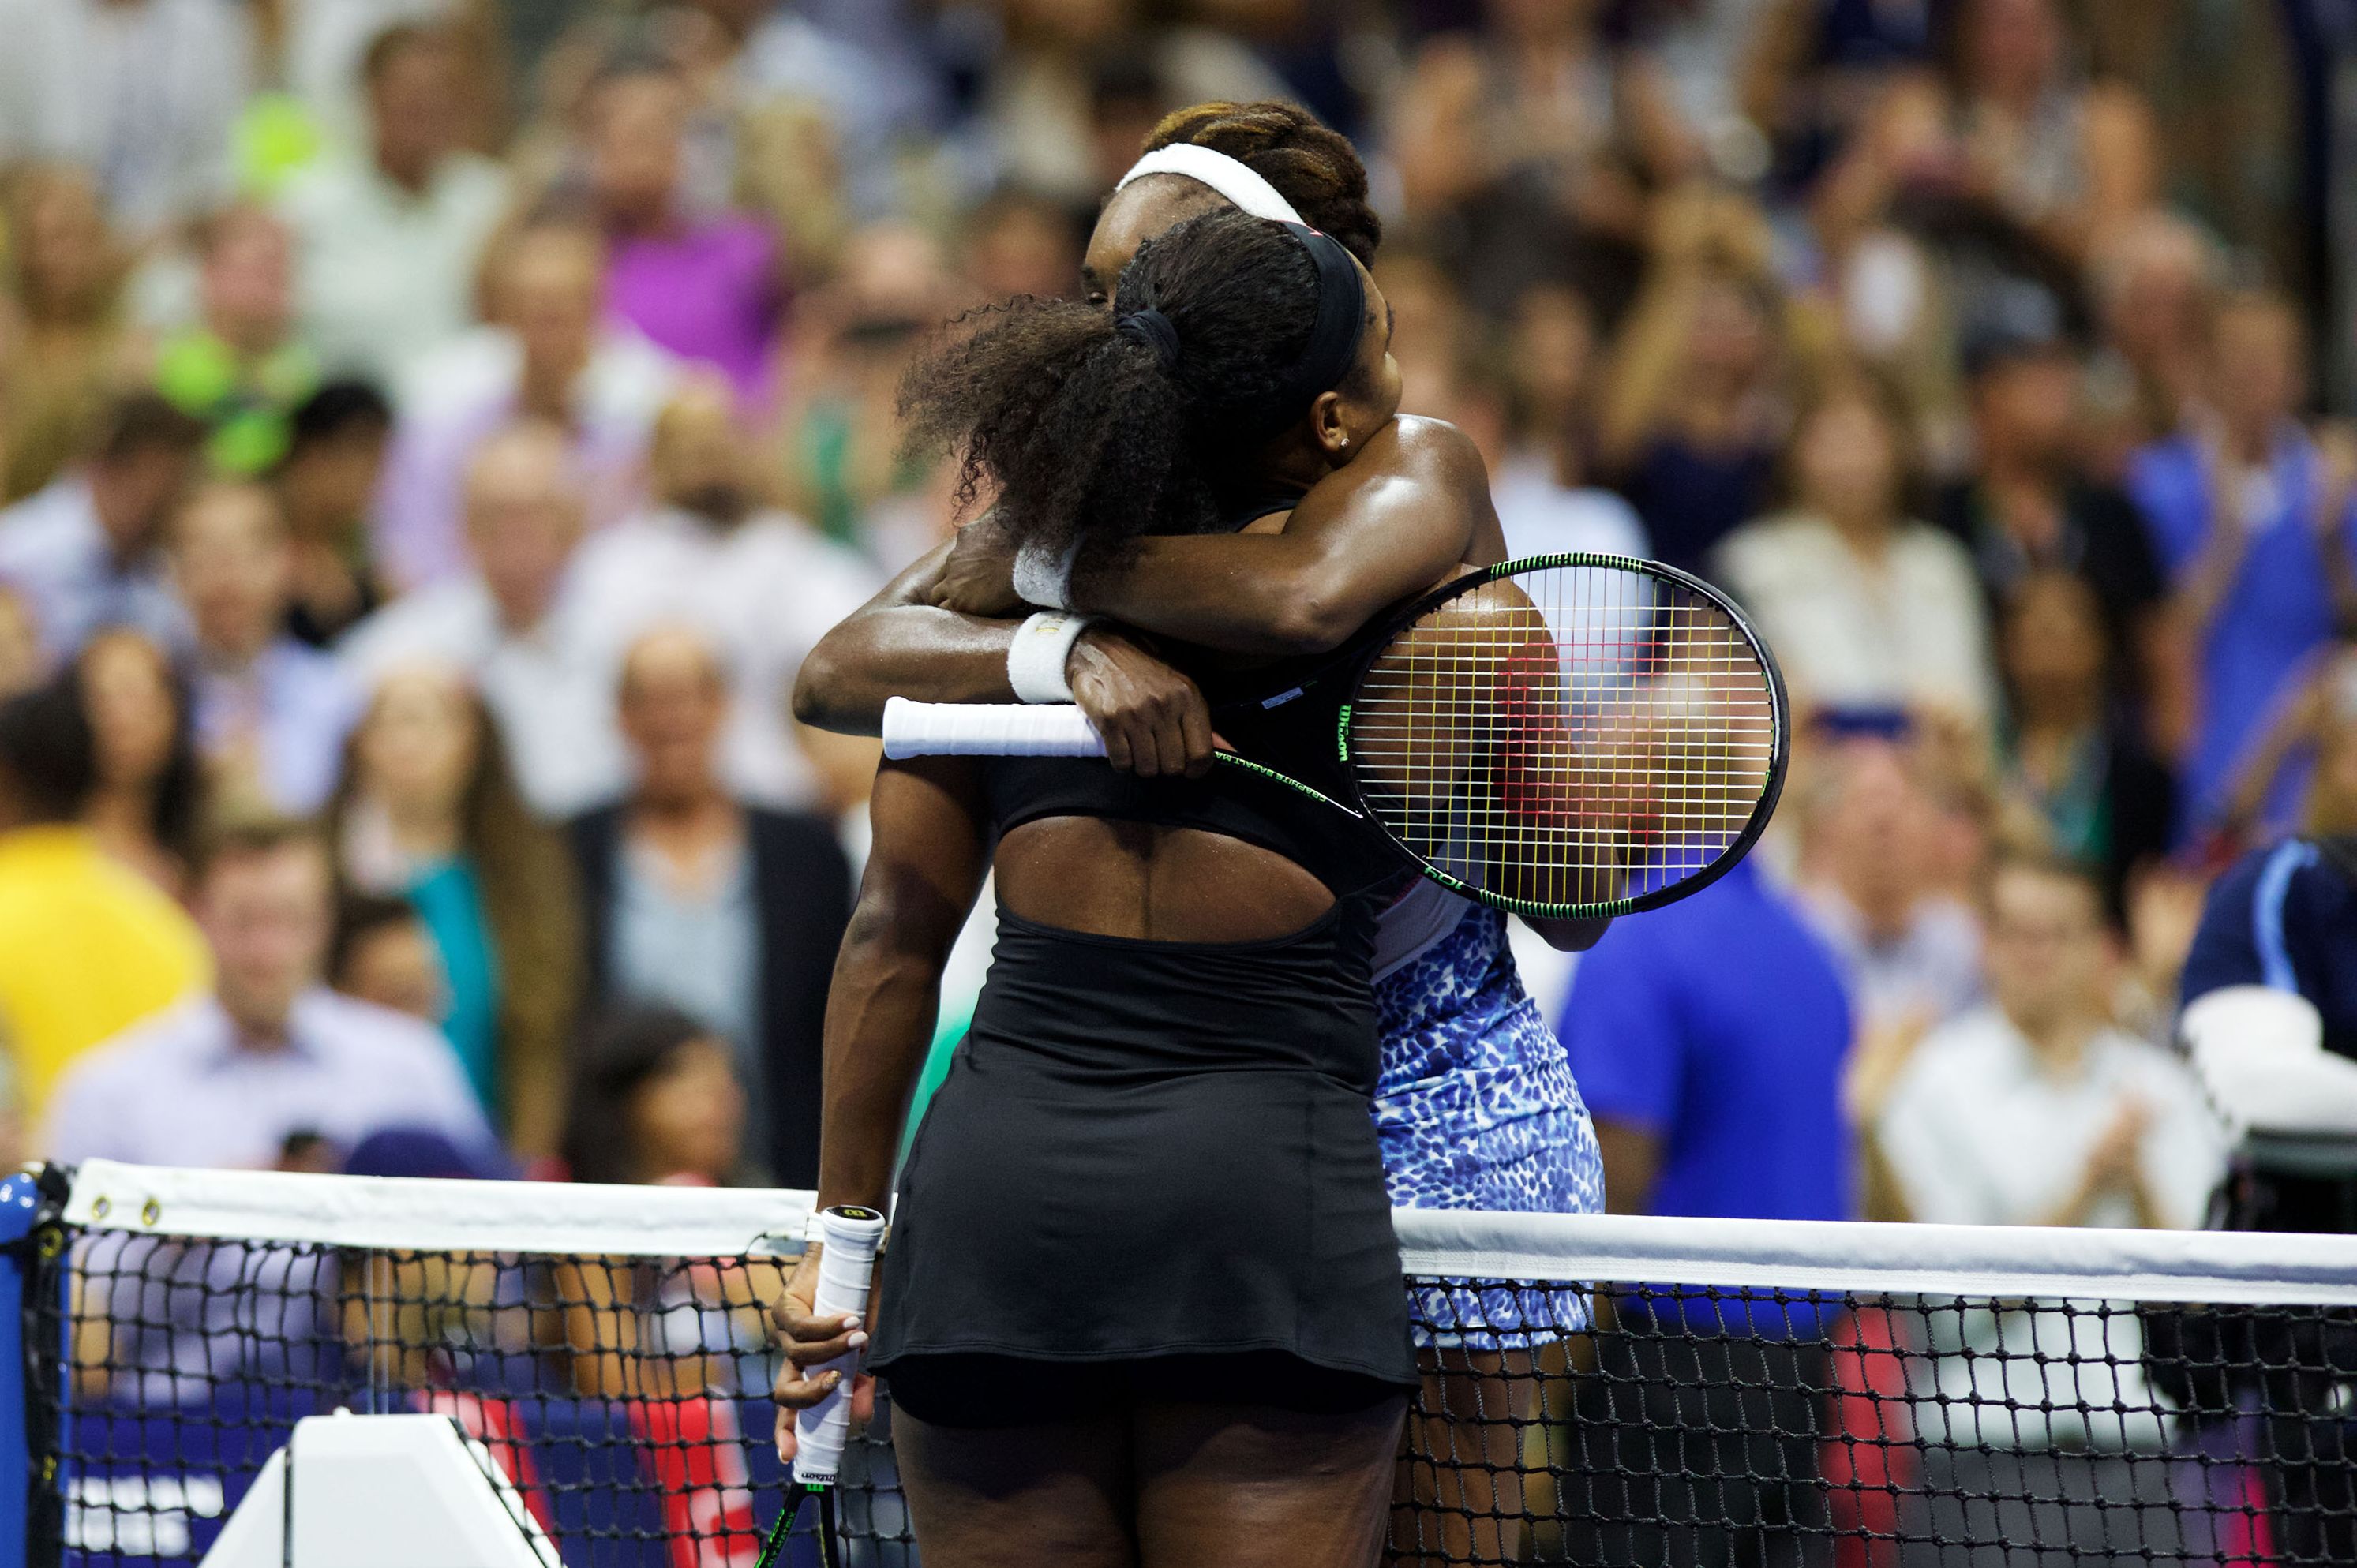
[901,208,1336,571]
[1144,101,1381,266]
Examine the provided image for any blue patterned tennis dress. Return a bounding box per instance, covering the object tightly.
[1371,889,1603,1348]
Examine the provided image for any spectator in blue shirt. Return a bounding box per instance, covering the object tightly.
[1563,855,1857,1228]
[2125,291,2357,839]
[1553,856,1856,1568]
[2182,835,2357,1063]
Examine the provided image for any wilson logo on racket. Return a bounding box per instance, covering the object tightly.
[882,552,1789,921]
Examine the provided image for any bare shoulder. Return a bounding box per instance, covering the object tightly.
[1373,415,1486,481]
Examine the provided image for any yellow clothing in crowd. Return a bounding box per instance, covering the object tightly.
[0,825,208,1120]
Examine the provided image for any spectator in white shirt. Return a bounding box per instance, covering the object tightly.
[570,379,882,811]
[0,391,205,659]
[170,481,362,815]
[1714,374,1999,731]
[374,219,678,590]
[340,420,618,816]
[0,0,254,238]
[1875,853,2223,1230]
[277,21,509,387]
[43,815,492,1169]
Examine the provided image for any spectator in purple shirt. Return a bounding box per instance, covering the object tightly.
[43,814,491,1169]
[578,59,785,413]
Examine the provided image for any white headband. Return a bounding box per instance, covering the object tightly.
[1114,144,1304,226]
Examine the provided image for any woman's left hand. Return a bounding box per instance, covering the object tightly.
[931,518,1025,617]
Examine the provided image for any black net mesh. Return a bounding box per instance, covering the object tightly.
[23,1222,914,1567]
[21,1196,2357,1567]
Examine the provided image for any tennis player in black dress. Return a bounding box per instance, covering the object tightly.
[773,209,1412,1566]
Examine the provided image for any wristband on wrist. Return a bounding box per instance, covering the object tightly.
[1010,537,1081,610]
[1008,611,1101,703]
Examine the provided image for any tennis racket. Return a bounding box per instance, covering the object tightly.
[755,1204,886,1568]
[882,552,1788,920]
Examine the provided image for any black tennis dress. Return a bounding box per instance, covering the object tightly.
[870,679,1420,1428]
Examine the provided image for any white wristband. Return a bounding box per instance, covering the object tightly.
[1008,611,1100,704]
[1011,537,1081,611]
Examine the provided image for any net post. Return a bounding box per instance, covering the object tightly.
[0,1166,46,1568]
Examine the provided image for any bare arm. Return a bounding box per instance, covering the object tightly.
[793,539,1220,775]
[772,754,989,1448]
[815,756,991,1213]
[1594,1117,1661,1216]
[1069,417,1500,656]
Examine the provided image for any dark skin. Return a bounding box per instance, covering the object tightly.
[774,275,1411,1566]
[791,176,1605,951]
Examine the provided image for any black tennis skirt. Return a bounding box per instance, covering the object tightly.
[868,907,1417,1424]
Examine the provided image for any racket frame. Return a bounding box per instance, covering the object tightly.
[1261,551,1789,920]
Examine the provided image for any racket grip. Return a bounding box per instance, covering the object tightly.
[793,1205,887,1488]
[882,697,1107,758]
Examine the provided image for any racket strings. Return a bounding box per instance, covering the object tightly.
[1347,563,1778,914]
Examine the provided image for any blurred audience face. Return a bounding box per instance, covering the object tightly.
[355,667,479,823]
[0,587,42,702]
[1815,741,1935,934]
[173,482,291,661]
[968,193,1081,302]
[2000,571,2106,724]
[79,631,178,795]
[200,836,335,1035]
[337,911,446,1022]
[649,380,751,523]
[2209,295,2303,442]
[1974,348,2081,473]
[1480,0,1596,46]
[618,628,726,808]
[462,425,585,631]
[90,436,200,560]
[1960,0,2064,104]
[368,29,465,188]
[1684,275,1774,390]
[1795,387,1904,527]
[1983,860,2107,1038]
[9,167,119,324]
[2094,215,2217,370]
[278,420,390,544]
[493,226,605,391]
[586,69,688,230]
[2305,656,2357,836]
[199,207,294,354]
[1506,283,1597,443]
[629,1033,746,1184]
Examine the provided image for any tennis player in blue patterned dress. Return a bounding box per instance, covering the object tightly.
[793,103,1606,1566]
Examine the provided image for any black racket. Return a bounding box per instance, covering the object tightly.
[882,552,1789,919]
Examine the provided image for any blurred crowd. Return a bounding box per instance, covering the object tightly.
[0,0,2345,1256]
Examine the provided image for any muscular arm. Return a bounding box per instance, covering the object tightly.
[791,540,1015,734]
[814,756,991,1212]
[1073,416,1502,656]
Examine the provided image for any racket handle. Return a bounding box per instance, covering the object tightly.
[793,1205,887,1488]
[882,697,1107,758]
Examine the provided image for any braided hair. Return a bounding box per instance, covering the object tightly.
[1143,101,1381,266]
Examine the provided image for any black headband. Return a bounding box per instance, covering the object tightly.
[1241,222,1368,437]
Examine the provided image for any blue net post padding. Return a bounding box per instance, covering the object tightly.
[0,1170,37,1568]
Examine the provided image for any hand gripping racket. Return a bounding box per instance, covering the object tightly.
[883,552,1789,919]
[755,1205,886,1568]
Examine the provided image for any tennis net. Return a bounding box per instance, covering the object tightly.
[11,1160,2357,1566]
